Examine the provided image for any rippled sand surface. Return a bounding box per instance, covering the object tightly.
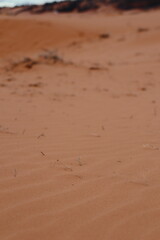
[0,9,160,240]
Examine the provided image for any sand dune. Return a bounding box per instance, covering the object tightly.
[0,9,160,240]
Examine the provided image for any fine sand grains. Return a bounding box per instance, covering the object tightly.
[0,9,160,240]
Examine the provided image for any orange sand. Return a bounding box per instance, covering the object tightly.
[0,9,160,240]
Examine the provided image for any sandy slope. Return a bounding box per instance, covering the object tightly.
[0,9,160,240]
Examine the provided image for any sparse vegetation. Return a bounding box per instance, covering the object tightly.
[38,51,63,64]
[8,51,72,72]
[1,0,159,15]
